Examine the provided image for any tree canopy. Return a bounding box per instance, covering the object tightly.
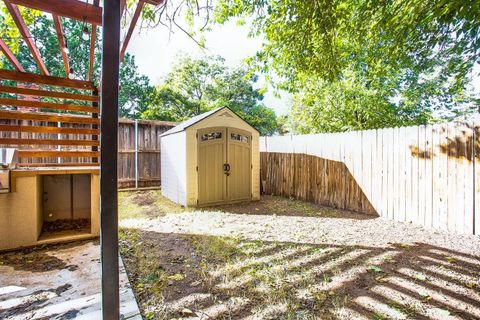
[141,55,278,135]
[215,0,480,133]
[0,9,153,118]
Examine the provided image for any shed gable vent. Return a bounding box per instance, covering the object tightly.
[218,112,233,118]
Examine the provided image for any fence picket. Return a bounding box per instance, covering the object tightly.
[261,120,479,235]
[464,122,474,234]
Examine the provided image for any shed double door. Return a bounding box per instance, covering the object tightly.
[197,127,251,205]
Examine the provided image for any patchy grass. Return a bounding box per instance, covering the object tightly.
[211,195,372,219]
[119,192,480,320]
[119,192,356,220]
[119,190,186,220]
[120,229,349,319]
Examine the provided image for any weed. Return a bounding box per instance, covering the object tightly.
[387,300,418,316]
[323,274,333,284]
[371,312,387,320]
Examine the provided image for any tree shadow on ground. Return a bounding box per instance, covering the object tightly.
[119,228,480,320]
[0,240,94,272]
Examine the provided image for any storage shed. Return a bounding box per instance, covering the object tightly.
[161,107,260,207]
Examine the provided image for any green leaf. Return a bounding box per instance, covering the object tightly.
[416,288,430,298]
[445,256,456,264]
[415,274,427,281]
[368,265,383,273]
[167,273,185,281]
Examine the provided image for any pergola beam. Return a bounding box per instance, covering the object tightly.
[119,0,145,62]
[4,1,49,75]
[7,0,103,25]
[88,0,100,81]
[0,69,94,90]
[143,0,164,5]
[52,15,70,78]
[0,39,25,72]
[120,0,127,17]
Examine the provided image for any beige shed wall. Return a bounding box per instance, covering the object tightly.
[185,109,260,206]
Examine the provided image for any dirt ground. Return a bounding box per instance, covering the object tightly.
[118,191,480,320]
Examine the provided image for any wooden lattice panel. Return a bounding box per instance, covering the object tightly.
[0,70,99,167]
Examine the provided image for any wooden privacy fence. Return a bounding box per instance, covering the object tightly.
[0,116,175,188]
[117,119,175,189]
[260,153,376,214]
[260,121,480,235]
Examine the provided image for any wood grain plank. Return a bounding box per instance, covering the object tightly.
[362,129,372,212]
[143,0,164,5]
[439,124,449,231]
[0,39,25,72]
[52,14,70,77]
[380,128,388,218]
[18,150,99,158]
[4,2,49,75]
[120,0,127,16]
[463,122,474,234]
[0,124,99,135]
[387,128,395,220]
[371,129,381,215]
[431,125,440,230]
[0,85,99,102]
[0,138,100,146]
[0,97,98,113]
[0,69,94,90]
[398,126,406,222]
[446,123,457,232]
[88,0,100,81]
[475,121,480,235]
[0,110,100,124]
[17,162,98,167]
[393,127,400,220]
[454,124,467,233]
[425,125,434,229]
[408,125,419,224]
[8,0,102,25]
[417,125,426,226]
[120,0,145,61]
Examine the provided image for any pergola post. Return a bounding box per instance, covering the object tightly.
[100,0,121,318]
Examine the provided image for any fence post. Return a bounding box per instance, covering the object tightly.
[135,119,139,189]
[473,121,476,235]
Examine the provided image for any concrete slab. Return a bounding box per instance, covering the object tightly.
[0,240,141,319]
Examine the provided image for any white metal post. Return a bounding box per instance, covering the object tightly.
[135,119,139,189]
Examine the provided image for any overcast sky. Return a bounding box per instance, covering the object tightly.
[125,20,291,115]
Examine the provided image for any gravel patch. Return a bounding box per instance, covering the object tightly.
[120,211,480,255]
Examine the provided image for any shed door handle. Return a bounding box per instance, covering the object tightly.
[223,163,230,172]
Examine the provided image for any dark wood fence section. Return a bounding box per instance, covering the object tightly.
[118,119,175,189]
[260,152,376,214]
[0,115,175,188]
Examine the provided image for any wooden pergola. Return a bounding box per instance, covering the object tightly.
[0,0,163,318]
